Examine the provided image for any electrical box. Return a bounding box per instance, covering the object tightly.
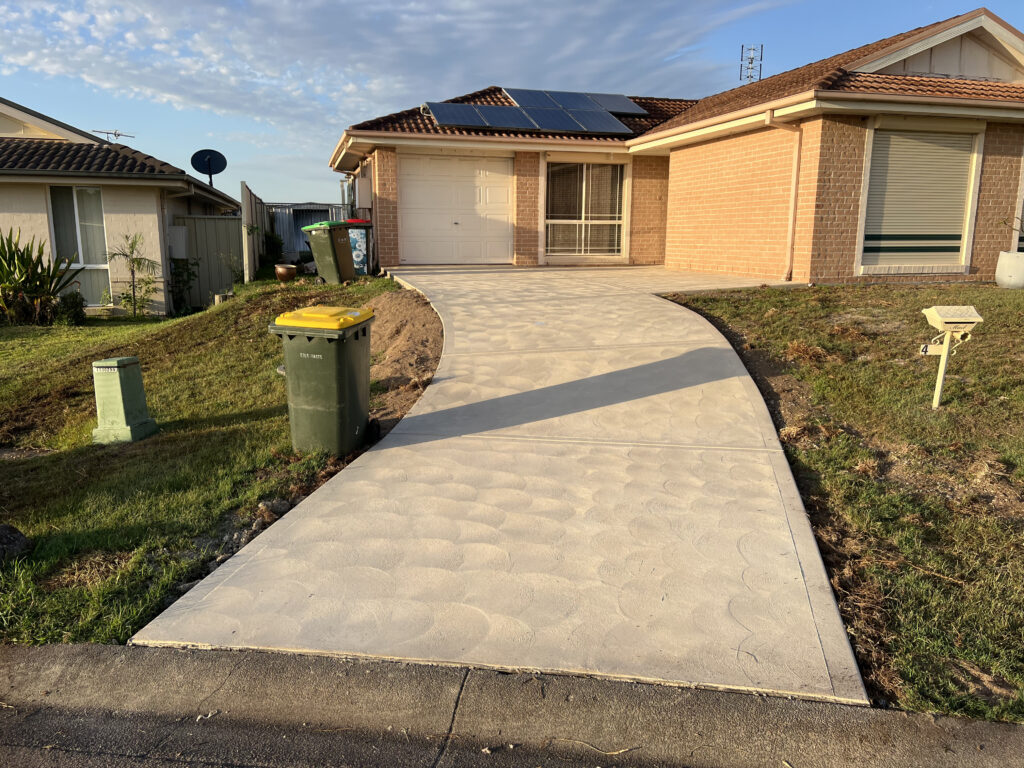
[355,175,372,209]
[92,357,158,444]
[921,306,983,333]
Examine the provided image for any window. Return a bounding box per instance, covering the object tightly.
[862,130,975,272]
[546,163,623,258]
[49,186,110,304]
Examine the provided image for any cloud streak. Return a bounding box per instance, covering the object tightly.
[0,1,775,144]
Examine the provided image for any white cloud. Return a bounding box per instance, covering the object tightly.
[0,1,774,132]
[0,0,782,198]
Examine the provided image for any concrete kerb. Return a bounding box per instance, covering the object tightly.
[3,645,1022,768]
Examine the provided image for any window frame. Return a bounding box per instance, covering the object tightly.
[46,184,111,305]
[544,162,626,260]
[854,118,985,276]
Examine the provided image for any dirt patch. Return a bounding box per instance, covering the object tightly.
[42,551,134,591]
[363,289,443,436]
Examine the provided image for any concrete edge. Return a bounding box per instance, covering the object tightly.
[3,645,1021,768]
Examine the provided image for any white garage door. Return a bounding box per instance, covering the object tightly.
[398,154,513,264]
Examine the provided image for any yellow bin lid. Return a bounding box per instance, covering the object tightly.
[273,305,374,330]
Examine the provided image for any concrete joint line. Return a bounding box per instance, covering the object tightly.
[430,668,470,768]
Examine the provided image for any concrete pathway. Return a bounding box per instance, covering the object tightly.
[132,266,867,704]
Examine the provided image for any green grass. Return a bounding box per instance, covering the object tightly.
[674,283,1024,722]
[0,275,398,644]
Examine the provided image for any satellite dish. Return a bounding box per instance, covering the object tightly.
[190,149,227,187]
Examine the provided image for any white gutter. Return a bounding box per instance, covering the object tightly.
[331,128,629,172]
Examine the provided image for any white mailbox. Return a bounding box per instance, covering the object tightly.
[919,305,982,409]
[922,305,983,333]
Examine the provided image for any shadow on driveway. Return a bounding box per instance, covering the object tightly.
[394,345,738,443]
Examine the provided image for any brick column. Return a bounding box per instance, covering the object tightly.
[628,156,669,264]
[513,151,541,266]
[803,116,867,283]
[970,122,1024,280]
[371,147,399,268]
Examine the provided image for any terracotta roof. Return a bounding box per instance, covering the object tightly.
[643,10,988,135]
[349,86,695,141]
[0,138,187,176]
[827,71,1024,102]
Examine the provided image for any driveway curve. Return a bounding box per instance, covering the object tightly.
[133,266,867,705]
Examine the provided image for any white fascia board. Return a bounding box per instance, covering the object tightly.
[804,94,1024,122]
[627,112,775,153]
[338,130,628,160]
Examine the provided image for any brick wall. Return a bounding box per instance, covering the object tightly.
[371,147,399,267]
[513,151,541,265]
[968,122,1024,280]
[629,155,669,264]
[808,118,1024,284]
[665,127,798,278]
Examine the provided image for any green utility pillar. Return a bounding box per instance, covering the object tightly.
[92,357,158,444]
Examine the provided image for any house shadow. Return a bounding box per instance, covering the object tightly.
[393,345,738,445]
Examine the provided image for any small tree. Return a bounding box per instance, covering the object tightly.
[107,233,158,316]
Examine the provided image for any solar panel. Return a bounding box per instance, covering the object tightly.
[503,88,559,108]
[586,92,648,115]
[523,108,586,132]
[546,91,601,110]
[424,102,487,127]
[567,109,632,134]
[475,105,538,130]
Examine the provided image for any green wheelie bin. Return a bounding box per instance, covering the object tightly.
[269,305,375,456]
[301,221,356,283]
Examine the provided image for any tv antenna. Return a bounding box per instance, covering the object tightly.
[190,149,227,187]
[92,129,135,141]
[740,44,764,83]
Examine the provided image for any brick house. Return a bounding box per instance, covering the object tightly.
[330,8,1024,284]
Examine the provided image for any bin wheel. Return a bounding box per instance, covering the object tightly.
[315,276,326,285]
[367,418,381,443]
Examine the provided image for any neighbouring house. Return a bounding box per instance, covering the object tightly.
[268,202,350,260]
[0,97,240,313]
[329,7,1024,284]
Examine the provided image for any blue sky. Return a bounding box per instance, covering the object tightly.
[1,1,1019,203]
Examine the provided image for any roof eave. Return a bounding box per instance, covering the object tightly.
[332,129,632,170]
[0,169,239,208]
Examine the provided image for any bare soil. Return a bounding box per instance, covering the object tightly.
[365,289,443,436]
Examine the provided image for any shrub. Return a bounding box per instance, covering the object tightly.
[0,228,83,325]
[53,291,87,326]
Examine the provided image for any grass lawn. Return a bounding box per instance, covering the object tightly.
[0,276,406,645]
[671,283,1024,722]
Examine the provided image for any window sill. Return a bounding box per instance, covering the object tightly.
[859,264,969,276]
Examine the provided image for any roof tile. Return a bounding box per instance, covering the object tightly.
[350,86,695,141]
[0,139,186,176]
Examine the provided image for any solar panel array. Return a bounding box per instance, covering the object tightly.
[422,88,648,135]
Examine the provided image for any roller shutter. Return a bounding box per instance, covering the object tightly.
[863,130,973,268]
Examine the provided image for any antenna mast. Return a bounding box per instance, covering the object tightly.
[739,44,764,83]
[92,129,135,141]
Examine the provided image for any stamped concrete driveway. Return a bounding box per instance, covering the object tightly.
[133,266,867,705]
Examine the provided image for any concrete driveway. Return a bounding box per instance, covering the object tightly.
[133,266,867,705]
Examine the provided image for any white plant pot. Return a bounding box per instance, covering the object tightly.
[996,250,1024,289]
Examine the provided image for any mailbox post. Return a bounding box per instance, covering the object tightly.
[919,306,983,410]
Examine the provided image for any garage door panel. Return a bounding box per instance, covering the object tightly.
[401,211,452,236]
[402,179,455,209]
[399,154,514,265]
[483,185,511,206]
